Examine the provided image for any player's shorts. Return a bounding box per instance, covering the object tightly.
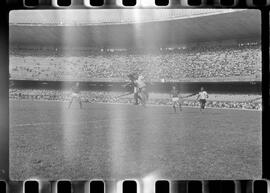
[172,97,179,102]
[199,99,206,105]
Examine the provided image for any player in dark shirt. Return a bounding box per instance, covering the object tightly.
[68,82,82,109]
[127,73,140,105]
[171,86,182,113]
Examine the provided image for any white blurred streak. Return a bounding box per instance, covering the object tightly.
[142,175,155,193]
[138,0,155,7]
[116,180,123,193]
[142,171,161,193]
[109,107,127,177]
[61,110,80,164]
[60,10,80,164]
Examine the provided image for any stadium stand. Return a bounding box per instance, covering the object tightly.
[9,9,236,25]
[9,9,262,110]
[10,44,261,82]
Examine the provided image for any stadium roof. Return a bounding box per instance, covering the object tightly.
[10,9,260,48]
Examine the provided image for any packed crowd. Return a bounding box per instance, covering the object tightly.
[9,88,262,110]
[10,44,261,82]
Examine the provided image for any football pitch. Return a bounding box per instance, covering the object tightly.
[10,100,262,180]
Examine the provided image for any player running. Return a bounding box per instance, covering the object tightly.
[196,87,208,111]
[126,73,140,105]
[68,82,83,109]
[170,86,182,113]
[135,75,148,107]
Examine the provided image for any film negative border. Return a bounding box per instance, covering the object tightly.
[1,180,269,193]
[4,0,270,9]
[0,0,9,181]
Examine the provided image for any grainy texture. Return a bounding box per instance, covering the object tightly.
[10,100,262,180]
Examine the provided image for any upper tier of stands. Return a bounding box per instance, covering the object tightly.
[10,44,261,82]
[10,9,236,26]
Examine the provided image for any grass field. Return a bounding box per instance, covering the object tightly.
[10,100,262,180]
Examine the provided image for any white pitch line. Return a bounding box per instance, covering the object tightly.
[11,117,143,128]
[11,119,113,128]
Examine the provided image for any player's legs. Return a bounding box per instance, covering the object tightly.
[138,88,147,107]
[142,88,147,107]
[201,99,206,110]
[199,99,202,111]
[172,98,178,113]
[178,100,182,111]
[146,91,149,100]
[142,88,148,107]
[140,92,147,107]
[68,93,82,109]
[134,92,139,105]
[78,96,83,109]
[173,101,177,113]
[137,91,142,104]
[68,97,74,109]
[199,99,206,111]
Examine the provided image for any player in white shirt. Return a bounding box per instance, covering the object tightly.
[68,82,82,109]
[171,86,182,113]
[134,75,148,107]
[196,87,208,111]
